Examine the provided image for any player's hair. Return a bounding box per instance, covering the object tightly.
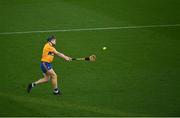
[47,35,56,42]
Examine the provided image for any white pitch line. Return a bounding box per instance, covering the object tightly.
[0,24,180,35]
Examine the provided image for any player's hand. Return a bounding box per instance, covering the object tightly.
[65,56,72,61]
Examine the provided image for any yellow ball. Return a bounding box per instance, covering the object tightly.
[102,47,107,50]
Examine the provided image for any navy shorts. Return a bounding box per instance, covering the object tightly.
[40,62,52,73]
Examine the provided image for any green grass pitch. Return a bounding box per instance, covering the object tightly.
[0,0,180,116]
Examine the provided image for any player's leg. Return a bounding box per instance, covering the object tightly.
[47,69,62,95]
[27,62,51,93]
[34,73,50,85]
[33,62,51,85]
[27,73,50,93]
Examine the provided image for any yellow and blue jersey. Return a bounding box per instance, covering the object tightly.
[40,43,56,73]
[41,43,56,63]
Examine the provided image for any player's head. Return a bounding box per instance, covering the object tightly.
[47,35,56,46]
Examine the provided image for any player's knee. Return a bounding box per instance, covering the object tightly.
[45,78,49,82]
[51,73,57,79]
[54,74,57,79]
[44,76,50,81]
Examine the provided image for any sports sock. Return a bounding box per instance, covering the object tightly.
[32,83,36,87]
[54,88,59,93]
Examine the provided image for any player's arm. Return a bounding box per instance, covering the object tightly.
[53,50,71,61]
